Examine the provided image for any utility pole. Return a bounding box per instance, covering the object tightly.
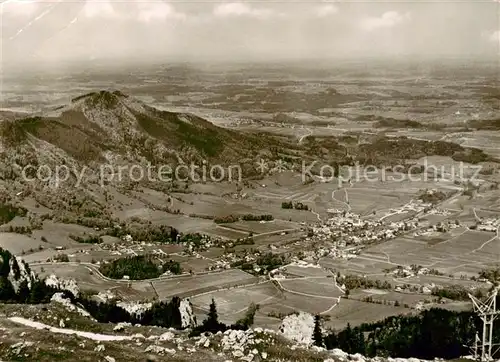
[468,287,500,361]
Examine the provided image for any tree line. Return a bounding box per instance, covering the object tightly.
[312,307,500,360]
[214,214,274,224]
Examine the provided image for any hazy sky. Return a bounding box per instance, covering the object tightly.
[1,0,499,66]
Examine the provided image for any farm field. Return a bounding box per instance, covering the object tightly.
[281,264,332,278]
[31,262,273,304]
[1,221,102,254]
[147,213,216,234]
[209,226,250,239]
[221,219,299,235]
[190,282,281,321]
[151,269,259,299]
[21,246,101,264]
[391,274,491,289]
[279,278,343,298]
[319,256,395,277]
[31,263,156,301]
[21,241,190,266]
[176,255,214,273]
[323,298,411,330]
[342,189,412,216]
[0,232,46,255]
[349,289,434,307]
[359,229,500,277]
[189,268,345,325]
[259,290,338,317]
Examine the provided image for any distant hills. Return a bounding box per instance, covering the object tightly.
[0,90,293,168]
[0,89,495,190]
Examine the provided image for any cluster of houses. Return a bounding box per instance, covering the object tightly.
[293,246,359,262]
[104,242,144,257]
[387,199,432,215]
[427,208,452,216]
[311,210,420,247]
[183,237,216,253]
[476,217,500,232]
[118,233,220,253]
[208,259,232,271]
[207,252,258,272]
[413,219,461,237]
[389,264,443,279]
[227,118,296,129]
[312,210,382,242]
[395,283,436,295]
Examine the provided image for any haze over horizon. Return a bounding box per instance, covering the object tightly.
[0,0,499,71]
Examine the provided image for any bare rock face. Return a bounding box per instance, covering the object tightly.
[45,274,80,298]
[279,312,315,346]
[144,345,176,355]
[179,298,197,328]
[50,292,93,319]
[113,322,132,332]
[6,254,37,293]
[115,301,152,318]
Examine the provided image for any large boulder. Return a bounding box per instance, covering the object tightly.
[279,312,315,346]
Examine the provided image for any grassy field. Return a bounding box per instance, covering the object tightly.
[264,291,337,316]
[188,267,346,324]
[31,263,157,301]
[0,232,45,255]
[324,298,411,330]
[221,219,300,235]
[281,265,332,278]
[191,281,280,317]
[319,256,395,276]
[279,278,343,298]
[359,228,499,277]
[151,269,259,299]
[350,289,433,306]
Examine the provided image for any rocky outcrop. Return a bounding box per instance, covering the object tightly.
[50,292,93,319]
[7,255,37,292]
[279,312,315,346]
[195,328,271,361]
[179,298,197,328]
[45,274,80,298]
[116,301,152,318]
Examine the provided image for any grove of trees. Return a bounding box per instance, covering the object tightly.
[281,201,309,211]
[99,255,182,280]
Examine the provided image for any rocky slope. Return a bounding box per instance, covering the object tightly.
[0,90,294,172]
[0,301,458,362]
[0,90,306,224]
[0,248,37,294]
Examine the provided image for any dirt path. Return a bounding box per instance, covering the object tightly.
[8,317,133,341]
[298,127,313,144]
[470,226,499,253]
[331,188,351,212]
